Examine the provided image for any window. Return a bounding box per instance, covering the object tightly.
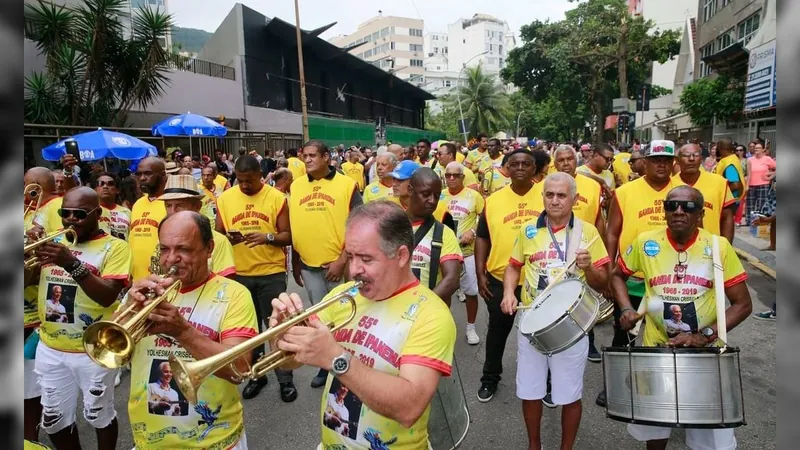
[380,43,390,53]
[380,27,390,38]
[699,43,714,77]
[410,59,423,67]
[433,35,438,41]
[722,0,732,6]
[436,66,441,70]
[390,42,395,50]
[702,0,716,23]
[410,44,423,52]
[444,80,451,87]
[444,47,448,54]
[364,49,373,58]
[433,47,439,54]
[499,58,503,67]
[715,28,735,51]
[364,35,371,43]
[409,28,423,37]
[737,11,760,46]
[499,44,503,55]
[372,31,379,41]
[499,32,503,41]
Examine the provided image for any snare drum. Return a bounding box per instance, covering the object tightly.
[602,346,745,428]
[517,278,603,355]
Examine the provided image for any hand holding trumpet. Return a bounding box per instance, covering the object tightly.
[269,293,344,371]
[126,273,190,339]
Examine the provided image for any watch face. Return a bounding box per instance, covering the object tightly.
[333,358,348,372]
[702,327,714,337]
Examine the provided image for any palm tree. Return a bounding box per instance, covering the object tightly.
[24,0,174,126]
[446,63,512,138]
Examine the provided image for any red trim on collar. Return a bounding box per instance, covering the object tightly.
[411,219,425,227]
[179,273,216,294]
[666,228,699,252]
[551,224,567,233]
[380,180,393,188]
[448,187,465,196]
[387,279,420,298]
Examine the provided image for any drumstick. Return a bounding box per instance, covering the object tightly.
[712,235,728,350]
[515,235,600,311]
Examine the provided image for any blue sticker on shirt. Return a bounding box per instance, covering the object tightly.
[371,185,379,194]
[525,224,537,239]
[643,240,660,257]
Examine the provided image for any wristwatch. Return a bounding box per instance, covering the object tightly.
[331,351,352,376]
[700,326,716,343]
[265,233,275,244]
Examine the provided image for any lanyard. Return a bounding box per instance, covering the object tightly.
[546,218,569,263]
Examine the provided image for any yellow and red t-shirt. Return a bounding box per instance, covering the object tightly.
[216,184,287,276]
[509,215,609,306]
[529,173,602,226]
[363,180,394,203]
[577,164,616,191]
[483,167,511,196]
[213,174,230,193]
[477,153,504,177]
[290,170,359,267]
[618,228,747,347]
[341,161,366,191]
[438,187,484,257]
[128,274,257,450]
[612,152,633,187]
[317,280,456,450]
[411,220,463,288]
[99,204,131,241]
[433,165,479,191]
[25,196,63,328]
[671,171,735,237]
[210,230,236,277]
[286,157,307,181]
[130,196,167,282]
[455,151,466,164]
[715,154,747,201]
[38,232,130,352]
[478,185,542,282]
[465,148,490,171]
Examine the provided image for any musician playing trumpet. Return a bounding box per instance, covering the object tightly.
[124,211,257,449]
[501,173,610,450]
[612,186,752,450]
[270,201,457,449]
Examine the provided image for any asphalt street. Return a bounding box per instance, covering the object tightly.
[61,264,775,449]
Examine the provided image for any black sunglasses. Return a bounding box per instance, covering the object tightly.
[58,207,99,220]
[663,200,702,213]
[444,173,463,178]
[97,180,116,187]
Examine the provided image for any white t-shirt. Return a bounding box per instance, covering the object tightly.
[664,318,692,334]
[45,299,67,322]
[148,382,181,416]
[325,393,350,436]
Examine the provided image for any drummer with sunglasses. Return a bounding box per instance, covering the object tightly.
[92,172,131,241]
[25,187,130,450]
[613,185,752,450]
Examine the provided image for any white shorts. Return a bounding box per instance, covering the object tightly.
[515,329,588,405]
[133,432,248,450]
[628,424,737,450]
[24,358,40,399]
[34,342,118,433]
[459,255,479,296]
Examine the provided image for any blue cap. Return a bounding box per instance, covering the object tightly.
[388,160,421,180]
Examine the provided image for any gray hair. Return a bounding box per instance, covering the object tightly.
[346,201,414,258]
[543,172,577,199]
[377,152,398,168]
[445,161,464,174]
[553,144,577,160]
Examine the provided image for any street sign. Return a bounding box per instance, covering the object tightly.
[457,119,468,134]
[744,40,776,112]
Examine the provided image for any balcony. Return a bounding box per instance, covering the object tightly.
[166,53,235,80]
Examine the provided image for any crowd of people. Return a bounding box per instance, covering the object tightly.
[21,132,775,450]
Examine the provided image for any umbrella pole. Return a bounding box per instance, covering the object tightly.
[103,158,107,171]
[190,137,193,157]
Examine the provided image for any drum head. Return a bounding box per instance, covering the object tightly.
[520,279,584,334]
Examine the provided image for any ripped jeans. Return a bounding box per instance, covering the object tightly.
[34,342,118,434]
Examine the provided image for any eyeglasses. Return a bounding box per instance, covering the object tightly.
[97,180,116,187]
[663,200,702,213]
[444,173,463,179]
[58,207,99,220]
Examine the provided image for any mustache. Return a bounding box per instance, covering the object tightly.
[353,275,370,285]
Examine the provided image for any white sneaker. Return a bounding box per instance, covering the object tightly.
[115,371,121,387]
[457,290,466,302]
[466,326,480,345]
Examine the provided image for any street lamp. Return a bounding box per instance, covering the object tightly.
[457,50,490,143]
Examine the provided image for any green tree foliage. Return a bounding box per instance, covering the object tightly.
[444,64,512,138]
[171,26,212,54]
[24,0,174,126]
[679,74,744,127]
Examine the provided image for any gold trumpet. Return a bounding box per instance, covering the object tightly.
[481,167,494,196]
[24,183,43,219]
[83,266,182,369]
[170,281,362,404]
[24,227,78,269]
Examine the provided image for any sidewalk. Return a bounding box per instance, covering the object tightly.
[733,227,776,279]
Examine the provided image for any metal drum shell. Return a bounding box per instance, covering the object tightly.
[519,279,602,355]
[602,346,745,429]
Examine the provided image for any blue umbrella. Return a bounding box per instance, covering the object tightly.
[151,112,228,137]
[42,128,158,162]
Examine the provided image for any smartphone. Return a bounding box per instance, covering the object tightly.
[64,139,81,163]
[227,230,244,240]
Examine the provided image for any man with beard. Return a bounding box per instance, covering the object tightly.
[92,172,131,241]
[406,168,462,305]
[475,149,540,402]
[130,157,168,281]
[26,187,129,450]
[363,153,399,203]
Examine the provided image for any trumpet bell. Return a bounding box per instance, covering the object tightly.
[170,354,199,404]
[84,320,135,369]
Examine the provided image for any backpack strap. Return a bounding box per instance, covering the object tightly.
[428,221,445,290]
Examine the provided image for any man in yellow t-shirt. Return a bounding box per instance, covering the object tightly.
[290,140,362,387]
[614,186,752,450]
[440,162,484,344]
[596,140,676,407]
[130,157,168,281]
[476,138,505,190]
[672,143,736,242]
[465,133,490,174]
[435,142,479,191]
[126,211,257,450]
[576,143,616,193]
[342,151,366,192]
[406,168,462,304]
[714,138,747,205]
[92,172,131,241]
[363,153,398,203]
[200,164,225,214]
[215,155,294,401]
[475,149,541,402]
[612,143,632,186]
[389,160,422,210]
[503,173,610,450]
[26,187,129,449]
[285,148,307,181]
[269,201,456,450]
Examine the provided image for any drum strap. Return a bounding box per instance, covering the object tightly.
[413,217,446,290]
[564,218,583,269]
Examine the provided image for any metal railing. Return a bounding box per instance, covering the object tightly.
[166,53,236,81]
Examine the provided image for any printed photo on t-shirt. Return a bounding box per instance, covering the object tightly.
[324,377,361,440]
[147,359,189,417]
[663,302,698,337]
[44,283,76,324]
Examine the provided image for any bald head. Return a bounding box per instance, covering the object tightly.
[387,144,404,158]
[25,167,56,193]
[445,161,463,174]
[410,167,441,188]
[63,186,99,209]
[140,156,165,173]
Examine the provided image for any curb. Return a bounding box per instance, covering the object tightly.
[734,247,776,280]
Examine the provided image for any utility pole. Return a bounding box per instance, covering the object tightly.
[294,0,310,142]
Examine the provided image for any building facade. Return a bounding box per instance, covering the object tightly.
[329,15,425,83]
[445,14,514,77]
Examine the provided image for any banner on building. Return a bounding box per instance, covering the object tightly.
[743,40,776,113]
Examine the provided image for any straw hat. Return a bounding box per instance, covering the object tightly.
[165,161,179,174]
[158,174,204,200]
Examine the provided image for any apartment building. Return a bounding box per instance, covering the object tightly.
[329,15,425,83]
[446,14,514,76]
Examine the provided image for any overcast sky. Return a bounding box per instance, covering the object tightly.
[167,0,574,39]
